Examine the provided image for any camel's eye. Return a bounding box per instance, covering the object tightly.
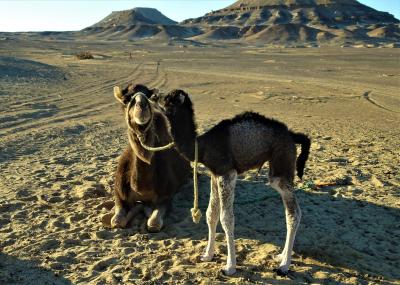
[149,94,159,102]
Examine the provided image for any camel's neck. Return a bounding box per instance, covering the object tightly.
[128,125,155,164]
[168,110,198,162]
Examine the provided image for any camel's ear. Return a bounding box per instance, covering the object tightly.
[114,86,124,105]
[178,92,186,105]
[148,88,160,101]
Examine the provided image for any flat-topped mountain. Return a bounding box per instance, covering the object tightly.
[81,8,201,41]
[91,8,177,27]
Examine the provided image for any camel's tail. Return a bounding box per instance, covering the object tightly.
[290,132,311,179]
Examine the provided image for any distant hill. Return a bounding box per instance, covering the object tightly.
[80,7,202,41]
[184,0,398,27]
[77,1,399,47]
[181,0,400,46]
[90,8,177,27]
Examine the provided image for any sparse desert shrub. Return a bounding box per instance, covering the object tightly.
[75,51,94,60]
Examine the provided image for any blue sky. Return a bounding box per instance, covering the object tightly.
[0,0,399,32]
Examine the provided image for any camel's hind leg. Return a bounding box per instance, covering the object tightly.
[217,170,237,276]
[269,176,301,276]
[201,175,220,262]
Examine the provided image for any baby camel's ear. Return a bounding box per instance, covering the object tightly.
[178,90,187,105]
[114,86,125,105]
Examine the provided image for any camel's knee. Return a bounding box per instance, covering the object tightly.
[219,208,234,232]
[284,194,301,221]
[269,176,291,195]
[206,206,219,225]
[269,176,281,191]
[206,196,220,224]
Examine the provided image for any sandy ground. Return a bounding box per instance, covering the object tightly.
[0,39,399,284]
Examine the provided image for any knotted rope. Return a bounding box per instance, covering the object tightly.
[191,139,202,224]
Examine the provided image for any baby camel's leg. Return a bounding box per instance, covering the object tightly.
[201,175,220,261]
[270,177,301,276]
[217,170,237,275]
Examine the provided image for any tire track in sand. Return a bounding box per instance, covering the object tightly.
[0,63,144,136]
[362,91,399,113]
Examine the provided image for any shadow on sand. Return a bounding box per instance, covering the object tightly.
[0,252,72,285]
[139,174,400,284]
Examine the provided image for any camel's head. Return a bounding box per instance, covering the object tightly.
[158,89,193,119]
[114,83,158,126]
[158,89,197,140]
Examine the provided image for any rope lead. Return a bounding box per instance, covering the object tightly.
[138,136,175,152]
[191,139,202,224]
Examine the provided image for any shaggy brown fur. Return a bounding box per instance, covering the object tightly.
[112,84,191,232]
[159,89,310,275]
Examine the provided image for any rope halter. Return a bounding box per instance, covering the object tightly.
[191,139,202,224]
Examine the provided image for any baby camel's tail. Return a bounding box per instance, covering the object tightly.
[290,132,311,179]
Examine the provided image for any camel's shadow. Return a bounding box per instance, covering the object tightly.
[150,173,400,282]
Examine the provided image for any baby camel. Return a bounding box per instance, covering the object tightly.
[158,90,310,276]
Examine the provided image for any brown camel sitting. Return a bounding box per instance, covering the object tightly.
[111,84,191,232]
[158,90,310,275]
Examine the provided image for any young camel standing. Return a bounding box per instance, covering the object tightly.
[158,90,310,275]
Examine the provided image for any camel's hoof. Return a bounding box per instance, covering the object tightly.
[146,219,163,233]
[200,254,213,262]
[111,214,127,228]
[146,224,162,233]
[221,267,236,276]
[273,267,289,276]
[146,213,163,233]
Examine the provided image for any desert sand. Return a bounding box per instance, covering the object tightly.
[0,39,399,284]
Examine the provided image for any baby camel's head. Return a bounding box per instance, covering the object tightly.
[158,89,197,139]
[158,89,193,118]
